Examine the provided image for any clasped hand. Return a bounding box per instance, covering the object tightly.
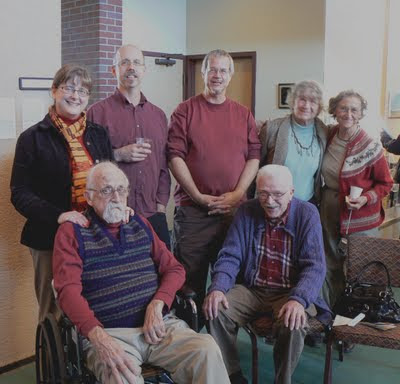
[197,190,243,215]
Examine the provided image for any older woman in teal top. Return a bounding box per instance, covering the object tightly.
[259,80,328,203]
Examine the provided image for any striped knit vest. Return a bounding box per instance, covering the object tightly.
[74,210,159,328]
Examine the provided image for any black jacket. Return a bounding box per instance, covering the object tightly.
[381,131,400,183]
[10,114,114,250]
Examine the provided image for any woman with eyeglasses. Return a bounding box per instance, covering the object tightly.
[10,64,114,322]
[320,90,392,310]
[259,80,328,205]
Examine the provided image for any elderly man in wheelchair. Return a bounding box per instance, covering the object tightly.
[43,161,230,384]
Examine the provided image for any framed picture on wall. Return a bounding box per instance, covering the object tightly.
[278,83,294,109]
[388,91,400,118]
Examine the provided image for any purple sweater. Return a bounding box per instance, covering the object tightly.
[209,198,332,323]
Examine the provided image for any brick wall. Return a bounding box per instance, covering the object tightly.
[61,0,122,104]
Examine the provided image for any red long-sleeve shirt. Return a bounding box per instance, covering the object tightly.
[53,215,185,337]
[168,94,261,206]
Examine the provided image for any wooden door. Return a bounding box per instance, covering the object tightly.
[185,52,256,115]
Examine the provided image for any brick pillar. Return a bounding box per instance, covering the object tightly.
[61,0,122,104]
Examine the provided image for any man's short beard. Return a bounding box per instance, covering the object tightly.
[103,201,126,224]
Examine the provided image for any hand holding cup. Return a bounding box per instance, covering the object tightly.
[134,137,152,159]
[346,186,367,210]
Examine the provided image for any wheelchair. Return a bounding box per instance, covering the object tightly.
[35,289,198,384]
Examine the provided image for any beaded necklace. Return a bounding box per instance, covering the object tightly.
[290,117,316,157]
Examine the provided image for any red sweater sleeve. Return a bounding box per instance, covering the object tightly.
[247,112,261,160]
[364,153,393,204]
[53,222,103,338]
[167,102,188,161]
[139,215,186,307]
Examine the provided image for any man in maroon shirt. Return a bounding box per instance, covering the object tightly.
[87,44,171,248]
[168,49,261,322]
[53,162,230,384]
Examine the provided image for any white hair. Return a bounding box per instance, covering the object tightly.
[256,165,293,188]
[288,79,324,115]
[86,161,129,199]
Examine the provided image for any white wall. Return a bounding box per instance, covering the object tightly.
[186,0,325,120]
[386,0,400,135]
[324,0,387,137]
[123,0,186,53]
[0,1,61,366]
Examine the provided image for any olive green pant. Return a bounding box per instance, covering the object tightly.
[209,285,313,384]
[30,248,61,323]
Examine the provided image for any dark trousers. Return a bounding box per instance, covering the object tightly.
[209,285,311,384]
[147,212,171,250]
[171,206,233,326]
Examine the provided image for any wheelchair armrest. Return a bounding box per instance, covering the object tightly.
[173,286,199,332]
[176,285,197,300]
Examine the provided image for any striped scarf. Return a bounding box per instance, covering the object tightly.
[49,107,93,211]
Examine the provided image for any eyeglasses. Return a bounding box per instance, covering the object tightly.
[337,106,361,115]
[118,59,145,68]
[297,96,318,106]
[87,185,130,198]
[59,85,90,97]
[257,190,289,200]
[208,67,230,76]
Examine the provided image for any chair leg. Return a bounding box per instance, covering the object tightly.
[243,326,258,384]
[323,332,334,384]
[337,340,344,362]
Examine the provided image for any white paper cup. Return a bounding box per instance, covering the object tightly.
[350,186,363,199]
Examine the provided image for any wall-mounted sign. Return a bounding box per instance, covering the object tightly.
[19,77,53,91]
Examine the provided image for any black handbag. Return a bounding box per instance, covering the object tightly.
[334,260,400,323]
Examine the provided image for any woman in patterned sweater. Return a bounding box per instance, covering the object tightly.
[320,90,393,309]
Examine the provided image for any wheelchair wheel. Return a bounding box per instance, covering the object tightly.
[35,314,66,384]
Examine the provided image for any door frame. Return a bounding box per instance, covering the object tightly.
[184,51,257,115]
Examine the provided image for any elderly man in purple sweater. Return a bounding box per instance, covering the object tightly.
[203,164,331,384]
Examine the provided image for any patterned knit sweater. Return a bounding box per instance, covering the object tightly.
[327,126,393,234]
[74,209,159,329]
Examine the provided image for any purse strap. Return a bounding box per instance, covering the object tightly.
[353,260,392,289]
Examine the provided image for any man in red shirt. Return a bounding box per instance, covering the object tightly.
[168,49,261,323]
[53,162,230,384]
[88,44,171,249]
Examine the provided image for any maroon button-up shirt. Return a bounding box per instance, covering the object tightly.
[87,89,171,218]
